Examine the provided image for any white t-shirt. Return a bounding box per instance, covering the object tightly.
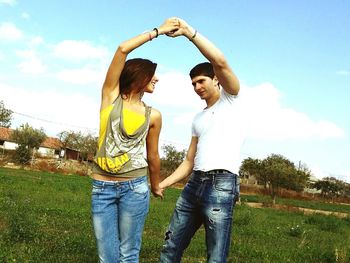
[192,88,247,174]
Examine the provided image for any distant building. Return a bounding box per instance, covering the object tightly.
[0,127,65,159]
[37,137,63,158]
[64,147,81,160]
[0,127,17,150]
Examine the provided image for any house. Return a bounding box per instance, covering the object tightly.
[38,137,64,158]
[0,127,63,158]
[64,147,81,160]
[0,127,17,150]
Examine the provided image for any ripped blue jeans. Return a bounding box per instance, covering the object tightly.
[160,170,239,263]
[91,176,150,263]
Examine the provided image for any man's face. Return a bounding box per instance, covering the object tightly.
[191,75,218,100]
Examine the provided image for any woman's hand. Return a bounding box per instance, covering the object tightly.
[158,17,180,36]
[165,17,194,39]
[151,185,164,199]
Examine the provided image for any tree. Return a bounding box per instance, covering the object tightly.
[313,179,340,198]
[292,163,311,192]
[58,130,97,161]
[240,154,311,204]
[160,144,186,176]
[11,123,47,164]
[313,177,349,198]
[0,100,13,128]
[239,157,266,187]
[262,154,296,204]
[58,130,81,150]
[78,133,98,161]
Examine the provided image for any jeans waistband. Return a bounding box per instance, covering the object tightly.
[193,169,233,176]
[92,175,147,186]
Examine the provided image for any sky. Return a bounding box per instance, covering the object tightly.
[0,0,349,183]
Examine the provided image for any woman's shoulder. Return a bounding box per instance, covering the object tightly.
[100,94,122,111]
[150,107,161,117]
[149,107,162,125]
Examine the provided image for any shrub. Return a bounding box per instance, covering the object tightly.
[35,160,50,171]
[12,145,32,165]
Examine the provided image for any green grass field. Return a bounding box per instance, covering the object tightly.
[0,167,349,262]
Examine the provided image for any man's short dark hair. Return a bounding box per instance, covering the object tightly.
[189,62,214,79]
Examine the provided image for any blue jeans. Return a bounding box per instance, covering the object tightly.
[160,170,239,263]
[91,176,150,263]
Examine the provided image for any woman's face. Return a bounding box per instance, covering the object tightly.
[144,74,159,93]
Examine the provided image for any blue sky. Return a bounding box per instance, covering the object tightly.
[1,0,349,182]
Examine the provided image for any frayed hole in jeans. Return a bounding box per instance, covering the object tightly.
[164,230,172,241]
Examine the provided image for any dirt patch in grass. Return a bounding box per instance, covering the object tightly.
[244,202,349,218]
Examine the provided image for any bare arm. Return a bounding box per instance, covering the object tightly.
[159,136,198,189]
[168,18,240,96]
[101,19,180,110]
[101,35,150,110]
[146,108,163,198]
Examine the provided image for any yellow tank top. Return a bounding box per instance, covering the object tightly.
[98,105,146,150]
[98,104,114,149]
[94,95,151,177]
[122,108,146,135]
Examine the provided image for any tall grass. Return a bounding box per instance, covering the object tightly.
[0,167,95,262]
[0,167,349,262]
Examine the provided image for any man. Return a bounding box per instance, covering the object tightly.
[159,18,245,263]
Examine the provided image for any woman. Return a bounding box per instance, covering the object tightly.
[91,18,180,262]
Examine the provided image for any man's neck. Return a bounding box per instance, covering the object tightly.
[205,91,220,108]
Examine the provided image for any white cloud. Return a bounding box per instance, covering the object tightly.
[239,83,345,140]
[0,82,99,136]
[0,0,17,6]
[56,67,104,85]
[53,40,109,61]
[16,50,46,74]
[146,74,345,142]
[147,71,202,109]
[337,171,350,183]
[309,165,350,183]
[309,165,329,180]
[172,112,197,126]
[0,22,23,41]
[143,71,203,131]
[21,12,30,19]
[1,68,346,154]
[29,36,44,46]
[336,70,349,76]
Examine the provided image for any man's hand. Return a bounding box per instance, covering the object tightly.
[151,186,164,199]
[158,17,181,36]
[165,17,194,39]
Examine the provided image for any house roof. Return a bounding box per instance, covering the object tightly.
[0,127,14,141]
[41,137,63,149]
[0,127,63,149]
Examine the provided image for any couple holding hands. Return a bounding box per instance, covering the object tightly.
[92,17,244,263]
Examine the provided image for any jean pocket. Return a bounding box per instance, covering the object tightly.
[92,183,104,194]
[213,177,234,193]
[131,181,149,195]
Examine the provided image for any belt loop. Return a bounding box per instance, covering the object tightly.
[128,180,134,190]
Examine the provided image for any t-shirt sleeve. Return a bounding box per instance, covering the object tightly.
[220,88,238,104]
[191,119,197,137]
